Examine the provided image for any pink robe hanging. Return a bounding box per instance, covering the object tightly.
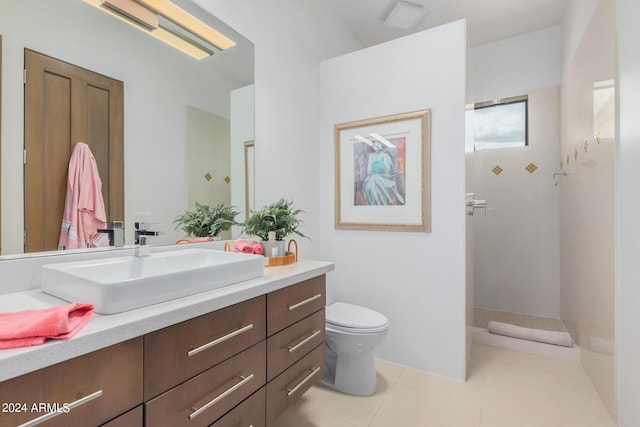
[58,142,109,250]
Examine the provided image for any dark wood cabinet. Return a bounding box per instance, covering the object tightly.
[210,387,266,427]
[145,342,266,427]
[267,309,325,382]
[101,406,143,427]
[144,296,266,400]
[0,338,142,427]
[0,274,327,427]
[267,276,326,336]
[265,276,327,425]
[266,344,325,426]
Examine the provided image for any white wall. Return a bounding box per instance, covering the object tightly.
[616,0,640,424]
[318,21,467,380]
[467,26,562,102]
[195,0,363,259]
[467,28,563,318]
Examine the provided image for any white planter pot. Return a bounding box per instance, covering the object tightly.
[261,240,286,257]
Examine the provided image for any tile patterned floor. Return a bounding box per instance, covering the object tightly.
[274,344,617,427]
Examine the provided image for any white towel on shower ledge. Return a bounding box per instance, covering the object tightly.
[488,320,574,347]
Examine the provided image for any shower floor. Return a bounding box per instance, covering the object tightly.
[472,308,579,361]
[473,308,567,332]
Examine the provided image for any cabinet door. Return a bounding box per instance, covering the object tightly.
[144,296,266,400]
[267,309,325,381]
[0,338,142,427]
[210,387,265,427]
[267,276,326,336]
[100,405,143,427]
[145,341,266,427]
[266,344,324,426]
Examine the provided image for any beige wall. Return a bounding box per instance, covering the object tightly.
[560,0,616,417]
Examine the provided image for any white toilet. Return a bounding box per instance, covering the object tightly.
[322,302,389,396]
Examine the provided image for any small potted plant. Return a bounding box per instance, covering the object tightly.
[242,198,307,257]
[174,202,240,239]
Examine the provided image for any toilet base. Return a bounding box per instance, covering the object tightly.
[321,341,378,396]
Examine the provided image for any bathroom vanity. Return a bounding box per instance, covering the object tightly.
[0,259,332,427]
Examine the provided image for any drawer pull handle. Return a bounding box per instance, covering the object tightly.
[17,390,103,427]
[288,293,322,311]
[188,324,254,357]
[189,374,254,420]
[288,330,322,353]
[286,366,321,397]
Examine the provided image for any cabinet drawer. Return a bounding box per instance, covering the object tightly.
[144,296,266,400]
[101,405,142,427]
[0,338,142,427]
[267,276,325,336]
[267,309,325,381]
[145,341,266,427]
[210,387,265,427]
[266,343,324,425]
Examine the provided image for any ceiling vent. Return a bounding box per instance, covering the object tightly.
[383,1,427,30]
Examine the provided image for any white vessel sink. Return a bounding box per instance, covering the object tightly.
[41,248,264,314]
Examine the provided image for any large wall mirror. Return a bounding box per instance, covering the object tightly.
[0,0,255,257]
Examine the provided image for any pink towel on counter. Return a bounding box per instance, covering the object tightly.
[251,242,264,255]
[233,239,263,255]
[0,303,94,349]
[58,142,109,250]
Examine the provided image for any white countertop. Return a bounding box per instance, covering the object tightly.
[0,259,334,382]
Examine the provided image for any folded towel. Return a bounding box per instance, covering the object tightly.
[0,303,94,349]
[233,239,264,255]
[488,320,574,347]
[234,239,255,253]
[251,241,264,255]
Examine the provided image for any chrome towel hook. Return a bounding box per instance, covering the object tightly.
[553,170,575,186]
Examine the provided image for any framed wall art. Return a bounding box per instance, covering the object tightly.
[334,110,431,232]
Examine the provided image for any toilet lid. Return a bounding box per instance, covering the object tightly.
[326,302,389,330]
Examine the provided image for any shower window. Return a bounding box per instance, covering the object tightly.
[465,95,528,151]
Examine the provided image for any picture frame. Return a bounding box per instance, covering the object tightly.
[334,110,431,232]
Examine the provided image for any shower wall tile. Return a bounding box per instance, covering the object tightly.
[471,85,561,318]
[559,0,616,416]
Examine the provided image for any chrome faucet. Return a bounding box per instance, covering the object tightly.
[135,235,151,257]
[97,221,124,247]
[134,222,160,257]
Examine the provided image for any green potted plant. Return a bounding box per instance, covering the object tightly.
[242,198,307,257]
[174,202,239,239]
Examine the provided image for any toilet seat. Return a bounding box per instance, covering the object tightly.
[326,302,389,334]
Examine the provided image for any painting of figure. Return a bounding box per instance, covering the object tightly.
[353,137,406,206]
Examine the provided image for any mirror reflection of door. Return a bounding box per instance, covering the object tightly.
[24,50,124,253]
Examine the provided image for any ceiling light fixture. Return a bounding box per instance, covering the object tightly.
[85,0,233,60]
[135,0,235,50]
[101,0,158,30]
[383,1,427,30]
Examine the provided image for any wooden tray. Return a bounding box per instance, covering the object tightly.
[264,240,298,267]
